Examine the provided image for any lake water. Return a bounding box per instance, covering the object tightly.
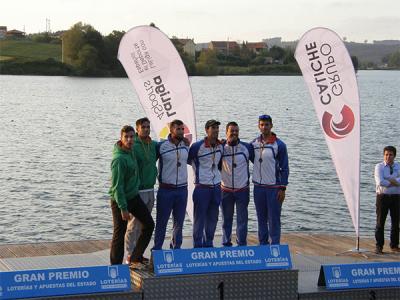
[0,71,399,244]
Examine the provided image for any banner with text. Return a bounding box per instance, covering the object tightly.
[319,262,400,290]
[0,265,130,299]
[118,25,197,220]
[295,27,361,235]
[152,245,292,276]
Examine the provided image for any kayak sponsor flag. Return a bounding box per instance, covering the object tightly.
[118,25,197,220]
[295,27,360,235]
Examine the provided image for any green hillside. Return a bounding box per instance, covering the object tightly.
[0,40,61,62]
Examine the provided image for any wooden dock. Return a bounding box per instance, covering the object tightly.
[0,232,398,262]
[1,233,399,299]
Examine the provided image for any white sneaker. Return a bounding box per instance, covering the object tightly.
[125,255,131,265]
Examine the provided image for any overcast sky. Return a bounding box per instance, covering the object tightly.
[2,0,399,42]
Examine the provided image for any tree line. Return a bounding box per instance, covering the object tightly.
[62,22,125,76]
[61,22,302,76]
[3,22,381,76]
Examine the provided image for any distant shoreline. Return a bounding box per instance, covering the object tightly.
[0,66,398,77]
[0,60,305,77]
[0,56,398,78]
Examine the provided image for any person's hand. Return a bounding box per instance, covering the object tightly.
[277,189,286,204]
[121,210,131,221]
[389,178,400,186]
[183,137,190,146]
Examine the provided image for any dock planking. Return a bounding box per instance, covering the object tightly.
[0,233,398,262]
[0,239,110,259]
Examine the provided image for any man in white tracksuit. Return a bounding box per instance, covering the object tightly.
[220,121,254,246]
[251,114,289,245]
[188,119,223,248]
[153,119,189,250]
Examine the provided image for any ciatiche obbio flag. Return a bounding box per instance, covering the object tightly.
[118,25,197,220]
[295,27,360,235]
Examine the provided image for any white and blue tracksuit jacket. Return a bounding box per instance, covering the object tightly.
[188,138,223,185]
[251,134,289,187]
[221,140,254,190]
[157,137,189,187]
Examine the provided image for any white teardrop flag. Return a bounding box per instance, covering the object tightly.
[118,25,197,221]
[295,27,360,236]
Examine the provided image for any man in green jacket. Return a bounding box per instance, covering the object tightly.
[125,118,158,264]
[109,125,154,267]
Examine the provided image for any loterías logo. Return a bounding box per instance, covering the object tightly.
[322,105,355,139]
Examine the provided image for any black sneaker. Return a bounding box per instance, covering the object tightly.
[375,246,383,254]
[148,255,154,273]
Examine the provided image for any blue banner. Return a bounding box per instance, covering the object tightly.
[321,262,400,290]
[0,265,130,299]
[153,245,292,276]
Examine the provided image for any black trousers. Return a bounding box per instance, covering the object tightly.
[375,194,400,248]
[110,195,155,265]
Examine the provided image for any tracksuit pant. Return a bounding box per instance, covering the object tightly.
[125,189,155,255]
[221,188,250,246]
[193,184,221,248]
[254,186,281,245]
[375,193,400,249]
[110,195,155,265]
[153,186,188,250]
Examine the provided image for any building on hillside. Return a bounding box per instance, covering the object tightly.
[262,37,297,50]
[262,37,282,48]
[281,40,298,49]
[246,42,268,54]
[51,30,66,38]
[209,41,239,55]
[0,26,7,39]
[171,38,196,58]
[195,42,209,52]
[6,29,25,38]
[265,57,274,64]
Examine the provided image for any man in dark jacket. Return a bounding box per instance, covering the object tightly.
[109,125,154,267]
[125,118,158,264]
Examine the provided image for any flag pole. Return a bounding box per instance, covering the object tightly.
[337,74,369,257]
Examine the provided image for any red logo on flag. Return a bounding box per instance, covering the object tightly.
[322,105,355,139]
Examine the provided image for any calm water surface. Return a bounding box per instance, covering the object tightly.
[0,71,399,244]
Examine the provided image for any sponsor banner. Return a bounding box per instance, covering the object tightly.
[319,262,400,290]
[118,25,197,221]
[295,27,360,235]
[152,245,292,276]
[0,265,130,299]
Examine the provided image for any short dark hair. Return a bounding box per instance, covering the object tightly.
[258,114,272,123]
[384,146,397,157]
[169,119,184,129]
[121,125,135,135]
[226,121,239,131]
[135,117,150,128]
[205,119,221,129]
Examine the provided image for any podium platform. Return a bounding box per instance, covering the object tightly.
[38,290,142,300]
[298,287,400,300]
[295,253,400,300]
[1,234,400,299]
[132,268,298,299]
